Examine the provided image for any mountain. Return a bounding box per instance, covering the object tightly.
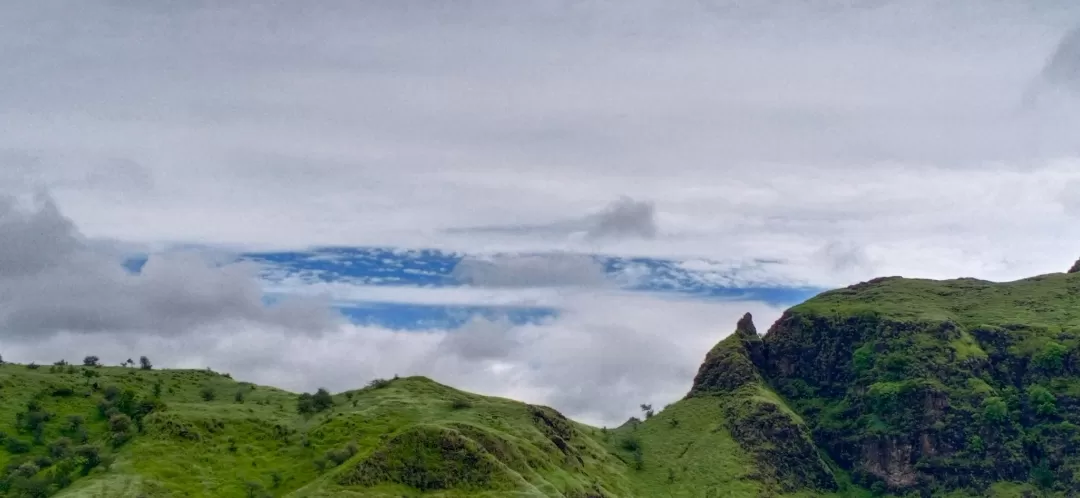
[4,265,1080,496]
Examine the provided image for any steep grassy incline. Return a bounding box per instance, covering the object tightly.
[759,272,1080,497]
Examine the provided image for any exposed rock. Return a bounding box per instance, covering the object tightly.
[860,437,917,489]
[687,313,764,396]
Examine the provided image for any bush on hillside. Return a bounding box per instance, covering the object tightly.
[620,436,642,453]
[367,378,392,389]
[83,356,100,367]
[312,388,334,412]
[450,398,473,410]
[201,386,216,402]
[297,393,315,415]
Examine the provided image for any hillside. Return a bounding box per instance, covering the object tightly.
[4,268,1080,496]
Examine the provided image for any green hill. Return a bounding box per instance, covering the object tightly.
[5,266,1080,496]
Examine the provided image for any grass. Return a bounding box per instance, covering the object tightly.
[796,272,1080,330]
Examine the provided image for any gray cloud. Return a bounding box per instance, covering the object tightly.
[0,194,335,339]
[451,252,609,287]
[583,197,657,240]
[447,197,658,241]
[1041,26,1080,93]
[434,318,520,361]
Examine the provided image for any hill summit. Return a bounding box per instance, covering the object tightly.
[5,267,1080,496]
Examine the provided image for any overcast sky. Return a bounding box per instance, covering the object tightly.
[3,0,1080,425]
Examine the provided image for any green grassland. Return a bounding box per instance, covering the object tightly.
[6,268,1080,496]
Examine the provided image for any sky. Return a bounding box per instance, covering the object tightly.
[3,0,1080,426]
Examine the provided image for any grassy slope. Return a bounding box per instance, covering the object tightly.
[796,273,1080,329]
[0,365,643,497]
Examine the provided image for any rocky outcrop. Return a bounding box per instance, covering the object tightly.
[688,313,764,396]
[689,313,839,492]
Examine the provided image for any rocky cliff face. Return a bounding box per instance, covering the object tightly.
[719,271,1080,496]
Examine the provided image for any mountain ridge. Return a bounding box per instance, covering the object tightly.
[4,266,1080,496]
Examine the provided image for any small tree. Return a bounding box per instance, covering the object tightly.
[200,385,216,402]
[235,389,246,404]
[297,393,315,415]
[49,437,73,459]
[82,368,98,385]
[75,444,102,475]
[641,403,654,419]
[139,356,153,370]
[83,356,100,367]
[312,388,334,412]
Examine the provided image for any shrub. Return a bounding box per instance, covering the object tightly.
[324,441,359,467]
[297,393,316,415]
[139,356,153,370]
[1028,385,1057,416]
[620,436,642,453]
[982,397,1009,423]
[5,437,30,453]
[201,386,216,402]
[109,413,133,433]
[13,462,40,478]
[367,378,392,389]
[450,398,473,410]
[312,388,333,412]
[75,444,102,474]
[83,356,100,367]
[49,437,73,459]
[270,471,283,488]
[33,455,53,468]
[669,418,680,428]
[26,362,39,370]
[235,389,246,404]
[103,385,121,400]
[1033,342,1068,373]
[244,480,269,498]
[65,415,84,433]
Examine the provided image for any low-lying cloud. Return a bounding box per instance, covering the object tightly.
[0,194,336,339]
[0,290,783,426]
[451,252,609,288]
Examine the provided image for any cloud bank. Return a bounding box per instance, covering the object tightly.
[0,194,335,339]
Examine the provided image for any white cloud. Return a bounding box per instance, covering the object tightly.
[0,193,336,338]
[0,292,782,427]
